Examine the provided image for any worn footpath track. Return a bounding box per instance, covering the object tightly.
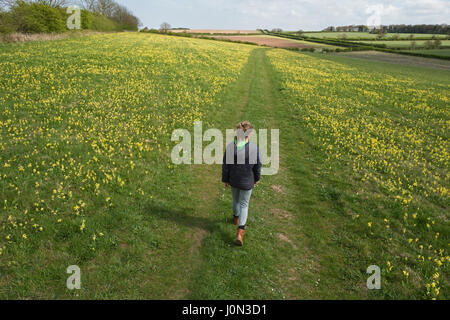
[174,48,320,299]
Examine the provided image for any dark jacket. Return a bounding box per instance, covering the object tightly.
[222,141,262,190]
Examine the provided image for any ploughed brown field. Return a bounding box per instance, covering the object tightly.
[170,29,259,34]
[210,36,314,48]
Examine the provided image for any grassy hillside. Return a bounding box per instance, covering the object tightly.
[355,40,450,48]
[0,33,254,298]
[266,50,449,299]
[303,32,448,40]
[0,33,448,299]
[403,49,450,57]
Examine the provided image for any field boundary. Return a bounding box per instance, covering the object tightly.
[264,30,450,60]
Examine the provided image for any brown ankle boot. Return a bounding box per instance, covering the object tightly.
[233,215,239,226]
[235,228,246,246]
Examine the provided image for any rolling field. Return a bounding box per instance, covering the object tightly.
[336,51,450,70]
[355,40,450,48]
[0,33,448,299]
[403,49,450,57]
[170,29,260,34]
[209,35,338,49]
[303,32,448,40]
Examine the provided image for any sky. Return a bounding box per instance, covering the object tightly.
[116,0,450,31]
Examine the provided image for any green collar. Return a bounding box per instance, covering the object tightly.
[235,138,248,151]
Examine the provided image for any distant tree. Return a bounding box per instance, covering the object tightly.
[95,0,116,17]
[339,33,347,40]
[434,38,442,48]
[112,3,140,30]
[392,33,399,40]
[296,29,304,36]
[0,0,18,9]
[1,0,70,8]
[79,0,97,11]
[410,40,416,50]
[37,0,69,7]
[377,32,386,39]
[159,22,171,33]
[425,39,434,49]
[409,34,414,40]
[271,28,282,33]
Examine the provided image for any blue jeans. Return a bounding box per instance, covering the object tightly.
[231,187,253,227]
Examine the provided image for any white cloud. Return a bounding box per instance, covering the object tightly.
[119,0,450,30]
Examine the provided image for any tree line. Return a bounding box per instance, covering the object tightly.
[382,24,450,35]
[322,24,450,35]
[0,0,140,33]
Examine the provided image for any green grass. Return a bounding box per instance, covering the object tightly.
[266,50,449,299]
[0,33,255,299]
[0,33,448,299]
[355,40,450,48]
[303,32,448,40]
[402,48,450,57]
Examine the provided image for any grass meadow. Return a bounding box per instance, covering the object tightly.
[0,32,448,299]
[303,32,449,40]
[355,40,450,48]
[403,49,450,57]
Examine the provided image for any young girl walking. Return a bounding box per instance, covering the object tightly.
[222,121,262,246]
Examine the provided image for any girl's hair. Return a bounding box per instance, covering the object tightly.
[236,121,254,132]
